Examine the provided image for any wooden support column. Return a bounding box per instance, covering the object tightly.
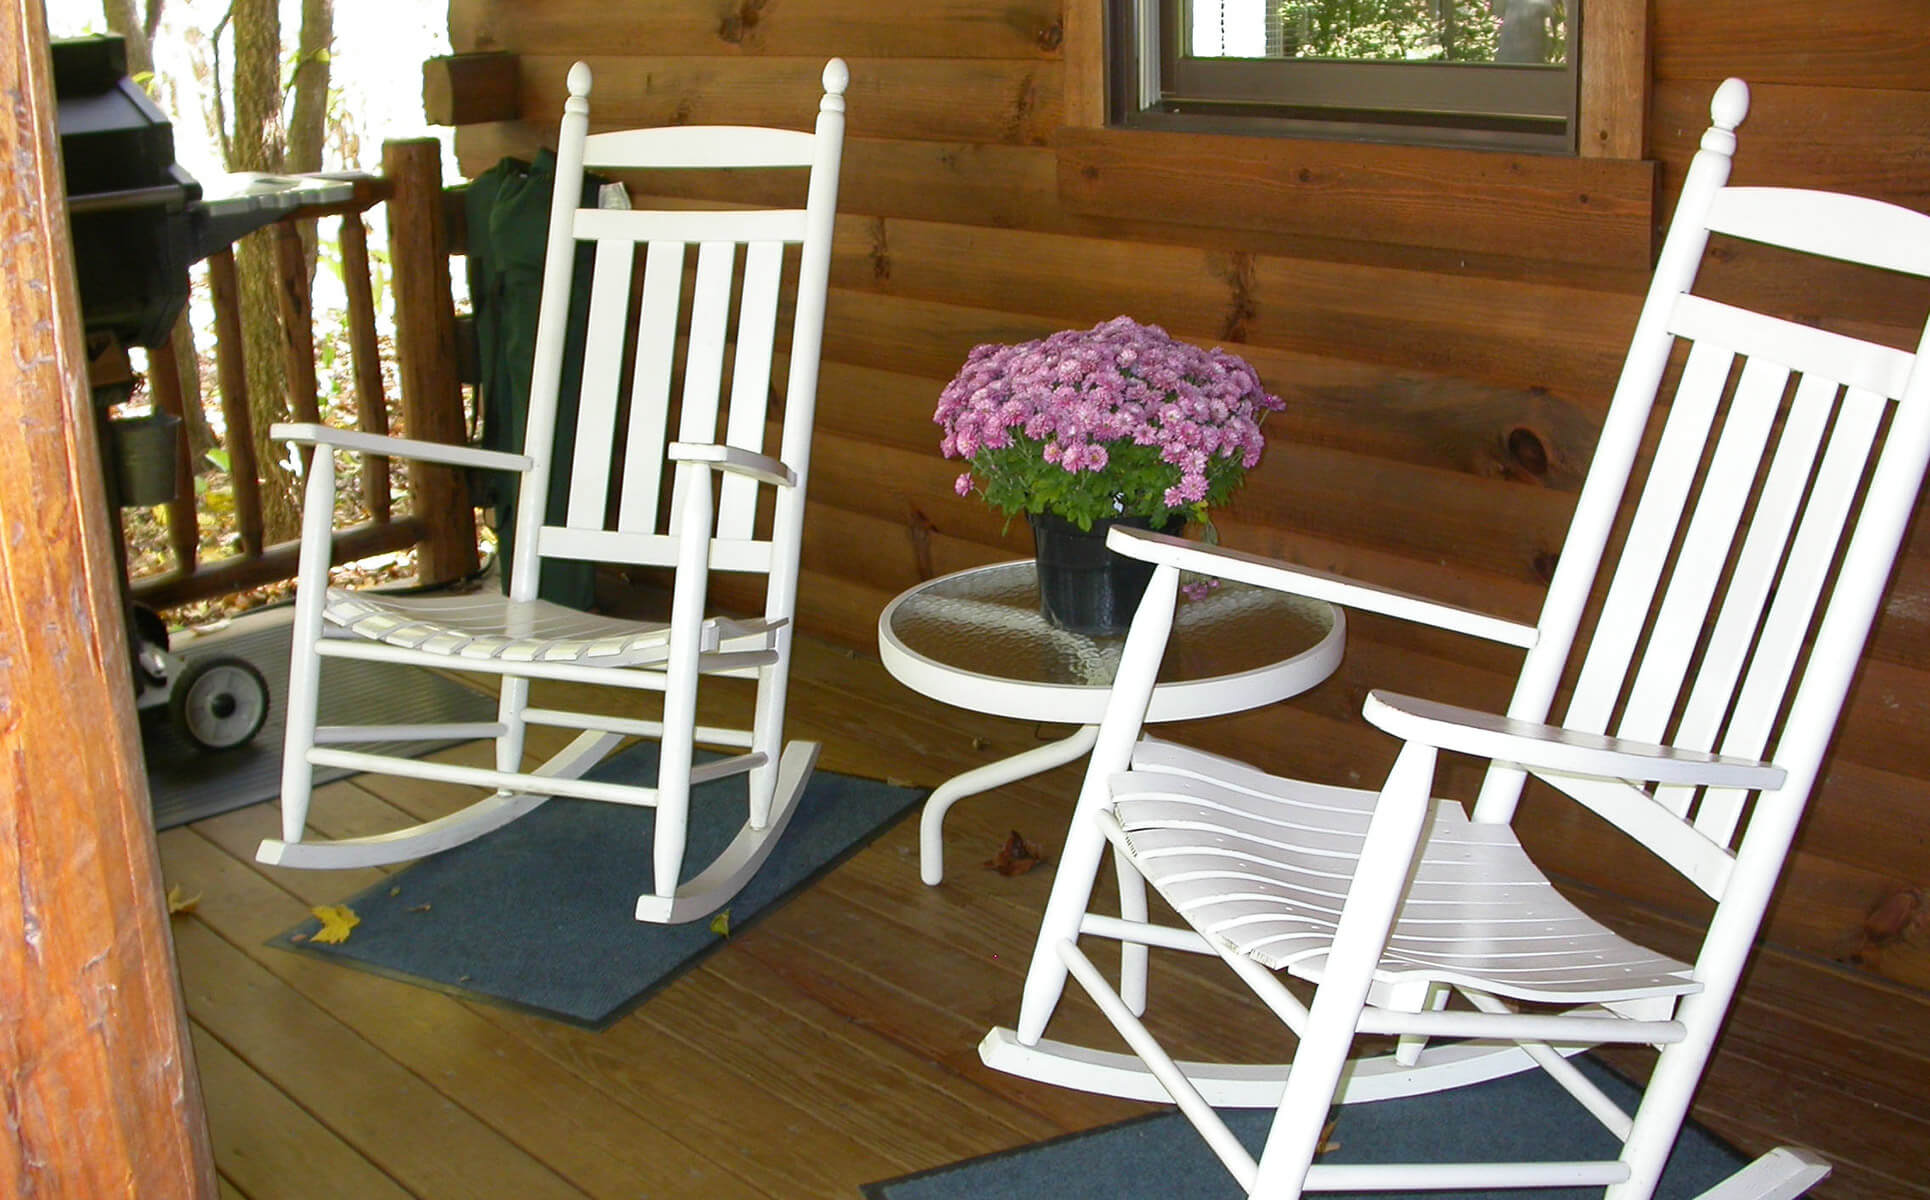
[384,137,480,584]
[0,4,217,1195]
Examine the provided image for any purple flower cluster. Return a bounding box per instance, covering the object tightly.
[935,317,1283,514]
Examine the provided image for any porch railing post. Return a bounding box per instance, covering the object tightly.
[383,137,478,585]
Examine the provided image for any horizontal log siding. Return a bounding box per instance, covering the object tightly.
[450,1,1930,996]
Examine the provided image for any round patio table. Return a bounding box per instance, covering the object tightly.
[878,559,1344,884]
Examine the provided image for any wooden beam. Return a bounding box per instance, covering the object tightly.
[382,138,480,585]
[423,52,521,126]
[0,4,217,1194]
[131,518,426,611]
[1578,0,1649,158]
[448,0,1064,61]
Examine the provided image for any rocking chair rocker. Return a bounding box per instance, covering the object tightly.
[257,60,848,924]
[982,79,1930,1196]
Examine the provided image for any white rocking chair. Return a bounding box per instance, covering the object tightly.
[257,60,848,924]
[982,79,1930,1197]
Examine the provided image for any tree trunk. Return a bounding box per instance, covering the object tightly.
[227,0,301,542]
[286,0,332,281]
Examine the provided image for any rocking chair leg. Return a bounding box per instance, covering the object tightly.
[1114,840,1151,1016]
[496,675,531,774]
[1609,998,1726,1199]
[746,631,794,829]
[278,450,337,844]
[1017,566,1180,1045]
[277,657,320,844]
[1016,765,1121,1043]
[1254,740,1440,1197]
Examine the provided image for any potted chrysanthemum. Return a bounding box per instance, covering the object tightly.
[936,316,1284,633]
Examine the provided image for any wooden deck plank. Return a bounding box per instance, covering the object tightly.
[324,737,1069,1193]
[234,739,975,1197]
[190,1025,412,1200]
[167,816,777,1200]
[164,910,590,1199]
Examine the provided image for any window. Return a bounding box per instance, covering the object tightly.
[1113,0,1581,153]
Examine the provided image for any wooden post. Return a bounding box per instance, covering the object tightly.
[207,247,267,558]
[0,4,218,1195]
[384,137,479,583]
[146,334,202,574]
[339,215,393,522]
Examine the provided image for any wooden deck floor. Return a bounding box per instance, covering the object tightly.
[157,626,1930,1199]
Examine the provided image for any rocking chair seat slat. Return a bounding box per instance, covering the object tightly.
[323,588,781,668]
[1110,744,1699,1003]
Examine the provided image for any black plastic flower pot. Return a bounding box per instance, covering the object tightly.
[1027,511,1159,636]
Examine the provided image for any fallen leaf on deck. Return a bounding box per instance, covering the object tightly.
[985,830,1046,876]
[308,904,361,944]
[1317,1118,1339,1155]
[165,885,200,915]
[710,909,732,938]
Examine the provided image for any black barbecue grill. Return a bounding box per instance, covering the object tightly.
[54,33,356,755]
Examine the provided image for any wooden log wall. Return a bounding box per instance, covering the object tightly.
[445,0,1930,994]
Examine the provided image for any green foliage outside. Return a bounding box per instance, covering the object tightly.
[1265,0,1568,65]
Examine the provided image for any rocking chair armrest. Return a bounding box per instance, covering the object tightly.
[1106,526,1538,648]
[1362,690,1787,791]
[667,441,797,488]
[270,423,536,474]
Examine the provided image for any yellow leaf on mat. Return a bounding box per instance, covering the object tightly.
[710,909,732,938]
[309,904,361,944]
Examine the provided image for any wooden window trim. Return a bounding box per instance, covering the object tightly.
[1057,0,1656,267]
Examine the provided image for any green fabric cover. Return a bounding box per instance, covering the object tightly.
[464,151,601,610]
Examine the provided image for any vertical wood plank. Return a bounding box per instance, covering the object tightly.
[146,335,202,574]
[0,5,217,1193]
[384,137,481,583]
[339,215,393,523]
[1580,0,1650,159]
[207,249,267,558]
[1062,0,1105,128]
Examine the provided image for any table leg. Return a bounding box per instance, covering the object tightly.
[921,725,1101,886]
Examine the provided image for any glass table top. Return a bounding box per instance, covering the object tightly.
[879,559,1343,723]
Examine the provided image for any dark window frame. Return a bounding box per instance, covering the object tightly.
[1113,0,1583,154]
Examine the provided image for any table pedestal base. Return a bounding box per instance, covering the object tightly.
[921,725,1099,885]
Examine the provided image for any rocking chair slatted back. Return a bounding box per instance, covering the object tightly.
[1479,157,1930,898]
[511,68,843,603]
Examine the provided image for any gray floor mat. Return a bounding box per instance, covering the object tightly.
[141,614,498,829]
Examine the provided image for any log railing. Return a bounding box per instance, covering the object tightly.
[129,139,477,612]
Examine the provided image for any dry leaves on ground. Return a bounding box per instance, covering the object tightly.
[985,830,1046,876]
